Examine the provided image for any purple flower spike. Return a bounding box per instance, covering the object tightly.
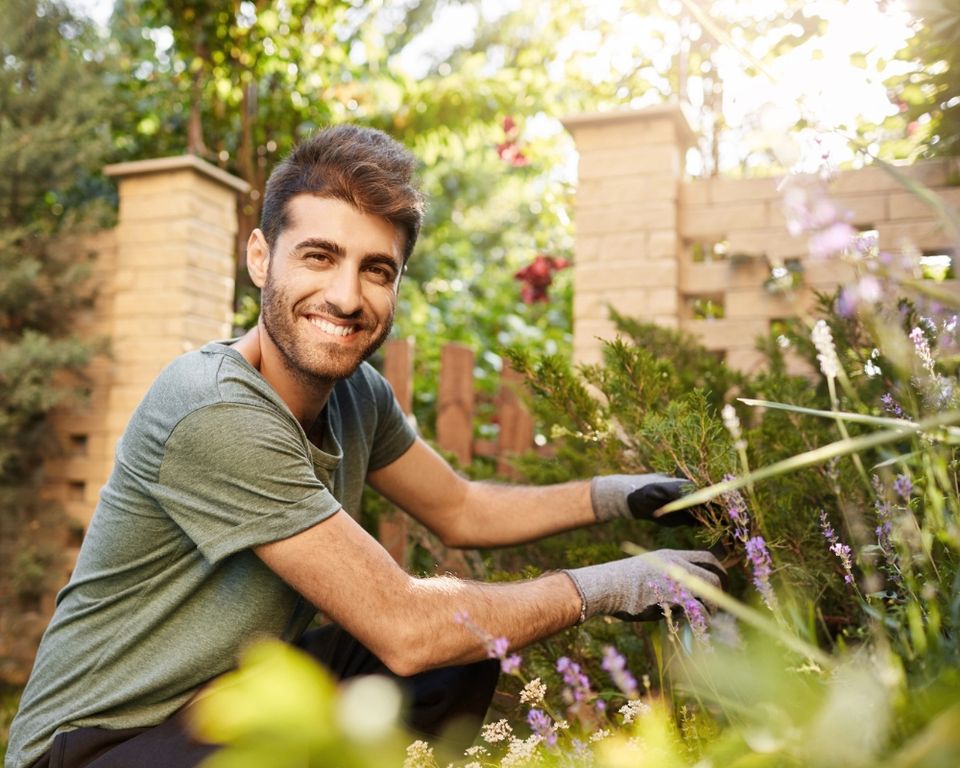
[601,646,638,697]
[501,654,522,674]
[744,536,777,610]
[528,709,557,746]
[820,509,856,587]
[893,474,912,501]
[880,393,904,418]
[487,635,510,660]
[556,656,593,703]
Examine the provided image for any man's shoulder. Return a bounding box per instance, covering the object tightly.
[152,341,279,410]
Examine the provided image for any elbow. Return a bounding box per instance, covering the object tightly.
[376,628,431,677]
[436,526,469,549]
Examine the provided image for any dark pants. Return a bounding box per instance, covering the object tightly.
[32,625,500,768]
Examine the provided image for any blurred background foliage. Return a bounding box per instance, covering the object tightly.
[87,0,960,428]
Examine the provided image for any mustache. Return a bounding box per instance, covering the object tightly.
[300,301,367,325]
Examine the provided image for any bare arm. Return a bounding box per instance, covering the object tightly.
[366,437,596,549]
[255,510,581,676]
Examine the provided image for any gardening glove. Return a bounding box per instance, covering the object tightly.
[591,473,701,527]
[563,549,726,623]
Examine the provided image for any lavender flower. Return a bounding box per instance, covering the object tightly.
[893,474,913,501]
[880,393,904,418]
[808,221,857,259]
[722,481,751,543]
[556,656,593,703]
[872,476,896,556]
[527,709,557,747]
[649,577,711,642]
[909,327,935,375]
[455,613,522,673]
[488,636,510,660]
[601,646,638,697]
[744,536,777,610]
[820,510,855,586]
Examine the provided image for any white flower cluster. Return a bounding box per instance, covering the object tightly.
[403,739,436,768]
[721,404,747,451]
[811,320,840,380]
[481,718,513,743]
[500,734,543,768]
[519,677,546,706]
[619,698,651,725]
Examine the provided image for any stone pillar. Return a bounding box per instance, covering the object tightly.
[63,156,248,528]
[562,105,694,364]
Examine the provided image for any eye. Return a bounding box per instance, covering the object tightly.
[305,252,333,264]
[364,264,397,283]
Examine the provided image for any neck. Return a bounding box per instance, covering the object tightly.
[233,324,334,427]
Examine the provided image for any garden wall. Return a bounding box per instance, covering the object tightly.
[563,105,959,371]
[0,157,246,684]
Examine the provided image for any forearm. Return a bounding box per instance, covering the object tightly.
[445,478,596,548]
[387,571,581,674]
[256,510,582,677]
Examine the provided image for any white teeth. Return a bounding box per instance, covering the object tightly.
[308,317,357,337]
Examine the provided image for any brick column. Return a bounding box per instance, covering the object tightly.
[68,156,248,527]
[562,106,694,364]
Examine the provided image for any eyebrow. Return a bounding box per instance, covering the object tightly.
[292,238,401,271]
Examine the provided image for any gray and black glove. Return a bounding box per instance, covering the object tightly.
[591,473,701,527]
[563,549,726,623]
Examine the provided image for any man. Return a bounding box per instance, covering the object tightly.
[7,125,724,768]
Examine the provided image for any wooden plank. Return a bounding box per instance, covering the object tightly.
[378,337,415,567]
[495,367,535,479]
[437,343,475,466]
[383,337,414,414]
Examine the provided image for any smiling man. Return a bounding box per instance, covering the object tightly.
[7,125,724,768]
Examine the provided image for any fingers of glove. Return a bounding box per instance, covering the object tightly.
[667,550,729,592]
[592,474,676,522]
[627,480,699,526]
[612,605,665,622]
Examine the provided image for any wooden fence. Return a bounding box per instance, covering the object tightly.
[376,338,536,571]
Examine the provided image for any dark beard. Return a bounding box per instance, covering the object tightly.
[260,273,394,388]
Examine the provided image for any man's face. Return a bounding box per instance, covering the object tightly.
[257,195,404,385]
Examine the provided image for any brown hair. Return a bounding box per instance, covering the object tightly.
[260,124,425,264]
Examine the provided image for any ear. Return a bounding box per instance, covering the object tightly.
[246,229,271,288]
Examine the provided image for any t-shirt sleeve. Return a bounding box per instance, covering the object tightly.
[364,366,417,472]
[155,403,341,564]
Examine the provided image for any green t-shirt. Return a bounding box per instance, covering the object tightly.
[6,342,416,768]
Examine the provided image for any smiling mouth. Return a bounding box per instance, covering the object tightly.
[307,316,360,338]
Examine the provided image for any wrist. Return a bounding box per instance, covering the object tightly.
[590,476,631,523]
[560,570,588,625]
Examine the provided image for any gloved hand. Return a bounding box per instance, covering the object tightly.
[591,473,701,527]
[563,549,726,623]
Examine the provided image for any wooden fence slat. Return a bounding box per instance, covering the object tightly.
[437,343,475,466]
[383,337,414,414]
[379,338,414,567]
[495,366,535,478]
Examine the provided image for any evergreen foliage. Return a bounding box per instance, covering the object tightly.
[500,311,868,644]
[0,0,112,605]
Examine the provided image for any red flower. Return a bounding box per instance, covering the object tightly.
[496,115,528,166]
[514,254,571,303]
[496,141,529,167]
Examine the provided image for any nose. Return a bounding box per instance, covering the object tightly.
[325,263,362,316]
